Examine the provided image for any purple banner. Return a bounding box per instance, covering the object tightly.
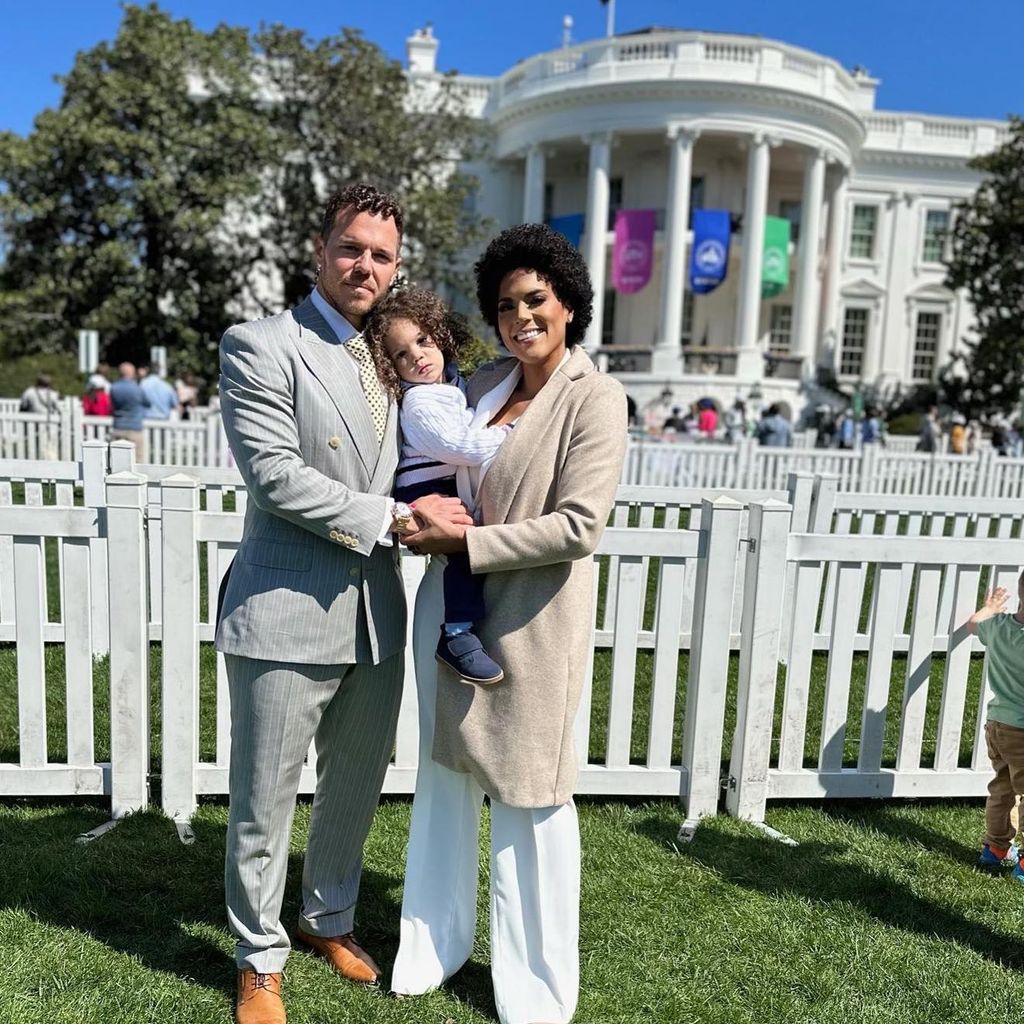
[612,209,656,294]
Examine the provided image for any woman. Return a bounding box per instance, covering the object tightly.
[391,223,628,1024]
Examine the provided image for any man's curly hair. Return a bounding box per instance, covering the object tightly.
[319,183,405,241]
[474,223,593,348]
[364,289,472,403]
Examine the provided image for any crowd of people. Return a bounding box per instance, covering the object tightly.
[637,394,1024,455]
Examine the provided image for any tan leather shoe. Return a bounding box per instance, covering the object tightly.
[235,970,285,1024]
[294,927,381,984]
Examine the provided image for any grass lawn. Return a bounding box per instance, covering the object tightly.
[2,797,1023,1024]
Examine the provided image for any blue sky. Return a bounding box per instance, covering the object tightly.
[2,1,1021,135]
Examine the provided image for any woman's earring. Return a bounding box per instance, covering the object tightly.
[314,264,321,284]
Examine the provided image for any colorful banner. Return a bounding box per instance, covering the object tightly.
[761,215,791,298]
[689,209,731,295]
[612,209,656,294]
[548,213,584,249]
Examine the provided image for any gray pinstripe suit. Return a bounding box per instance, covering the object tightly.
[216,294,406,972]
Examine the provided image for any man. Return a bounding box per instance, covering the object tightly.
[216,183,469,1024]
[757,403,792,447]
[916,405,941,453]
[138,365,181,420]
[109,362,151,460]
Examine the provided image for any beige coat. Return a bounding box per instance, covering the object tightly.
[431,346,628,807]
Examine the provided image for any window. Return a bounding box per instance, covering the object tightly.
[912,310,941,380]
[921,208,949,263]
[688,177,706,229]
[769,305,792,354]
[543,183,554,224]
[602,289,616,346]
[779,200,801,243]
[606,177,624,229]
[849,204,878,259]
[680,291,693,345]
[839,307,868,376]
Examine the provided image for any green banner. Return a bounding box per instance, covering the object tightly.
[761,215,790,298]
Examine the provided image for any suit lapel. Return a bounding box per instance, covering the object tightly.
[292,297,379,475]
[480,363,574,527]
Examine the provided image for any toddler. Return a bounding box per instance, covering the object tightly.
[365,288,507,685]
[968,570,1024,879]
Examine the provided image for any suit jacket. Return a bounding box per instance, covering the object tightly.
[215,296,406,665]
[431,346,628,807]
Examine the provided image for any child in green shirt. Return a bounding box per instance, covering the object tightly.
[968,572,1024,879]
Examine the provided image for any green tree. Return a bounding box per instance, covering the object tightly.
[0,3,274,373]
[943,115,1024,418]
[254,25,491,310]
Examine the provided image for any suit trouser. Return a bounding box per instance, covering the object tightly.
[391,560,580,1024]
[224,652,404,973]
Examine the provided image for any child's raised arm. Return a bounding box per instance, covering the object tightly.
[967,587,1010,635]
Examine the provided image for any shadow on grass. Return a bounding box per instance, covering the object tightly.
[631,809,1024,973]
[0,803,405,999]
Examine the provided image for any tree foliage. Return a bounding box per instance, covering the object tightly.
[0,3,273,371]
[943,115,1024,418]
[0,5,490,380]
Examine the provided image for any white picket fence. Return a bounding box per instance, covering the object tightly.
[0,397,233,466]
[1,445,1019,834]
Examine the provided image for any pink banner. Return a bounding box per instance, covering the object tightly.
[612,208,656,294]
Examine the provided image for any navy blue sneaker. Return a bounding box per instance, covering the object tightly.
[436,629,504,685]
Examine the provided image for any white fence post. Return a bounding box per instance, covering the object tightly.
[780,472,814,661]
[82,440,110,657]
[725,499,791,821]
[160,475,201,823]
[109,439,136,474]
[106,471,150,817]
[680,496,742,827]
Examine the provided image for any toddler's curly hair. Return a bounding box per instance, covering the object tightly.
[363,289,472,403]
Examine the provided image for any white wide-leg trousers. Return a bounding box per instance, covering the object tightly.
[391,559,580,1024]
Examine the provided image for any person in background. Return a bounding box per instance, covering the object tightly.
[837,410,856,450]
[697,401,718,439]
[814,404,836,448]
[949,412,967,454]
[661,405,686,436]
[139,365,181,420]
[109,362,151,460]
[19,374,61,414]
[725,399,747,443]
[861,406,886,446]
[916,405,941,453]
[82,378,112,416]
[175,371,200,420]
[966,419,981,455]
[757,403,792,447]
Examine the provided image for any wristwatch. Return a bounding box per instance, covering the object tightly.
[391,501,415,534]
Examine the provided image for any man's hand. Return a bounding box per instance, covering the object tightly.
[401,493,473,554]
[967,586,1009,634]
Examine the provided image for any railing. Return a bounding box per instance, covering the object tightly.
[493,30,864,114]
[862,113,1006,158]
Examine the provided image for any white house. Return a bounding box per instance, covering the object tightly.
[405,25,1008,420]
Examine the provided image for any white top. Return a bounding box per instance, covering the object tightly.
[399,383,509,493]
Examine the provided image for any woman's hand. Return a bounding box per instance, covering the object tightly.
[401,494,472,554]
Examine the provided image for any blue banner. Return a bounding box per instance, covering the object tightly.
[548,213,584,249]
[689,209,731,295]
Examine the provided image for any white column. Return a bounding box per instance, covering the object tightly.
[734,133,772,378]
[582,133,613,353]
[522,144,546,224]
[791,148,827,378]
[653,126,699,375]
[820,165,849,376]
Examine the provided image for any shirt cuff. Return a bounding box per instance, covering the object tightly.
[376,502,394,547]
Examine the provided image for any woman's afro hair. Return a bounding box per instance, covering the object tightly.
[474,223,593,348]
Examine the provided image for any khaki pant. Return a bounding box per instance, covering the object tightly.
[110,429,146,463]
[984,719,1024,849]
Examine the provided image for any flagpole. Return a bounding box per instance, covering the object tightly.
[605,0,616,38]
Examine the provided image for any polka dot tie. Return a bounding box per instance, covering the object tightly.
[346,333,387,444]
